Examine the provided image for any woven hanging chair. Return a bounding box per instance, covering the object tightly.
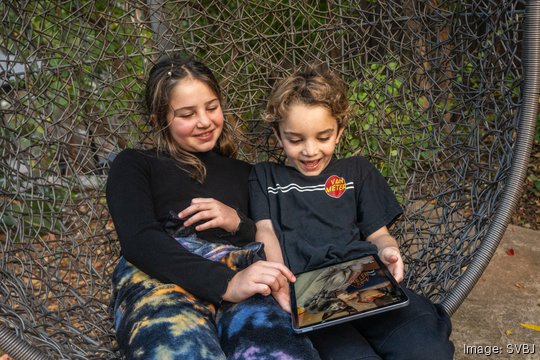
[1,1,539,359]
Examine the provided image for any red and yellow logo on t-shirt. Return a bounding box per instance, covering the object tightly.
[325,175,347,198]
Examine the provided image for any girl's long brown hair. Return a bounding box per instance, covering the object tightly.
[145,55,237,183]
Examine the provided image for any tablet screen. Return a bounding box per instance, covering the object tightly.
[290,254,409,333]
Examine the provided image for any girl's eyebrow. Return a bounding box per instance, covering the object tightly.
[172,98,219,112]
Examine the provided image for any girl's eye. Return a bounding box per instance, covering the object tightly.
[318,137,330,142]
[207,106,218,112]
[177,113,194,118]
[288,139,301,144]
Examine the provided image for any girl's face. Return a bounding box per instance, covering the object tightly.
[276,103,344,176]
[167,78,224,153]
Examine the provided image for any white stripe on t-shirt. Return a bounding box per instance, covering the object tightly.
[267,182,354,194]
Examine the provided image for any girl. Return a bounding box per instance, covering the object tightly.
[106,56,319,359]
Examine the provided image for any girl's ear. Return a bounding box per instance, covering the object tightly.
[149,114,158,126]
[272,126,283,147]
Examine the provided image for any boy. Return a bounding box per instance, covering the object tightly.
[249,66,454,359]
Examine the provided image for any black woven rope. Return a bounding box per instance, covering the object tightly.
[1,0,536,358]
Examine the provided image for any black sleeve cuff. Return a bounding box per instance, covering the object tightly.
[217,209,256,245]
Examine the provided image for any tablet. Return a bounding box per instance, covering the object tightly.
[289,254,409,334]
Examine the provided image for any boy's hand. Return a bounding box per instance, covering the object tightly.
[223,261,296,303]
[179,198,240,233]
[366,226,404,283]
[378,246,404,282]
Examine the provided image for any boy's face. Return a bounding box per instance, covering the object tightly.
[276,103,344,176]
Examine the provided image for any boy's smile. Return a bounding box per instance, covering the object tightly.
[277,103,344,176]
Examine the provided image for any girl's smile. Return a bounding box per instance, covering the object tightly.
[193,129,215,141]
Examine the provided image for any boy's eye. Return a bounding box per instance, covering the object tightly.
[288,138,302,144]
[318,137,330,142]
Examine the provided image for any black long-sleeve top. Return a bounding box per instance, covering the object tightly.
[106,148,256,304]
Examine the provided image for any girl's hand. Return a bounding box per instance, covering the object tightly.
[378,246,404,282]
[179,198,240,233]
[272,285,292,313]
[223,261,295,303]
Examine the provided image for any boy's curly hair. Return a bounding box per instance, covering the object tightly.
[263,65,352,130]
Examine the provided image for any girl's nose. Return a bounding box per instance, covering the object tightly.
[196,113,211,128]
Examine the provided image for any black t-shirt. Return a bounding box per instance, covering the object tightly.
[249,156,402,274]
[106,148,255,304]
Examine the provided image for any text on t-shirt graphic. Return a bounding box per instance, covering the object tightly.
[324,175,347,198]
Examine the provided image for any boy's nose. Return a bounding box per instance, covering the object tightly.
[302,141,318,156]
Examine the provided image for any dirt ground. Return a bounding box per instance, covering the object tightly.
[451,224,540,359]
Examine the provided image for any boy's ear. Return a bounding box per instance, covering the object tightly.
[272,127,283,147]
[336,127,346,144]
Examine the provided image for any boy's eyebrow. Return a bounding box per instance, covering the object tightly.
[282,128,335,136]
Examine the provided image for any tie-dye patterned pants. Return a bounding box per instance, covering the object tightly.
[111,235,320,359]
